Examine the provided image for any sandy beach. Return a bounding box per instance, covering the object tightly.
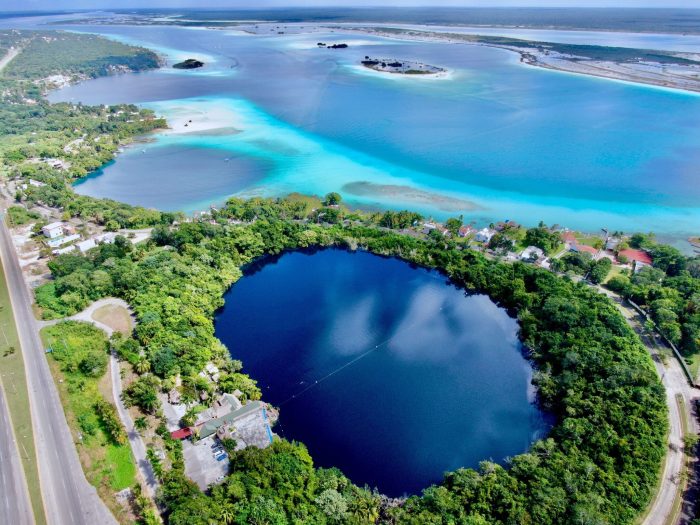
[152,99,244,135]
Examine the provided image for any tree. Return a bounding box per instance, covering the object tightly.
[134,416,149,433]
[135,355,151,374]
[524,226,561,255]
[151,347,177,377]
[123,375,161,414]
[78,350,108,377]
[445,216,462,236]
[323,192,342,206]
[588,257,612,284]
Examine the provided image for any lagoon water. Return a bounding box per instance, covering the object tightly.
[38,22,700,241]
[214,249,549,495]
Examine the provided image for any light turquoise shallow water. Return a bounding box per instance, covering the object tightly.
[43,24,700,241]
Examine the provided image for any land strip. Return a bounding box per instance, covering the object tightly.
[345,26,700,93]
[596,286,698,525]
[0,47,20,72]
[0,382,34,524]
[0,216,117,525]
[0,240,43,524]
[43,297,160,500]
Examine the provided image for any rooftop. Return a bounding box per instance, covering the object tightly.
[619,248,653,265]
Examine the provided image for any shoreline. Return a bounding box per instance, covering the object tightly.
[344,27,700,94]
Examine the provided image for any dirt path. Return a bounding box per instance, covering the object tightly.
[0,47,20,73]
[42,298,159,500]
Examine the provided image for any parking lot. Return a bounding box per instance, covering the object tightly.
[183,437,229,490]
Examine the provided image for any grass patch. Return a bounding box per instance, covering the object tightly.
[685,352,700,385]
[6,206,41,227]
[106,444,137,490]
[92,304,133,335]
[0,258,46,524]
[41,321,136,523]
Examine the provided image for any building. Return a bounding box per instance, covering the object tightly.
[41,222,66,239]
[569,243,599,258]
[520,246,545,262]
[76,239,97,253]
[475,228,495,243]
[197,400,266,441]
[458,226,474,238]
[618,249,653,273]
[605,237,621,251]
[47,233,80,248]
[170,427,193,440]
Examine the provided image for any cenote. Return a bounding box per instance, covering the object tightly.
[214,249,551,496]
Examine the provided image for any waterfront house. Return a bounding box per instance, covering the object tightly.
[458,226,474,238]
[520,246,545,262]
[475,228,495,243]
[569,243,599,258]
[197,399,265,441]
[618,248,653,273]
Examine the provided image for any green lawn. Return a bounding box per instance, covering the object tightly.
[0,259,46,525]
[41,321,136,522]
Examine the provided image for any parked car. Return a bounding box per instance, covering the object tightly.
[215,454,227,462]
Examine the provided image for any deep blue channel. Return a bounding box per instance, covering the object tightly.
[214,249,551,496]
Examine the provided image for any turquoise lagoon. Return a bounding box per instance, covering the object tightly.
[47,24,700,241]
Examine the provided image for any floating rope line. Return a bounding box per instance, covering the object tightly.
[278,305,445,406]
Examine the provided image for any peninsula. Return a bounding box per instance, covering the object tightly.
[347,26,700,93]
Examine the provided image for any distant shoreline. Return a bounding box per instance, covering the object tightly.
[343,26,700,94]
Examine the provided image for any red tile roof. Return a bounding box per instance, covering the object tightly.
[170,427,193,440]
[562,232,577,243]
[618,249,653,265]
[574,244,598,255]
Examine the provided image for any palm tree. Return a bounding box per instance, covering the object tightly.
[135,356,151,374]
[220,502,235,525]
[134,416,148,433]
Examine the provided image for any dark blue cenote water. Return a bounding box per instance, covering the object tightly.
[214,249,550,496]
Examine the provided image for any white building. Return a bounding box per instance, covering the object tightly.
[42,222,65,239]
[520,246,545,262]
[475,228,495,243]
[75,239,97,253]
[47,233,80,248]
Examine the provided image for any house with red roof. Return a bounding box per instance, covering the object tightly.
[570,243,599,257]
[618,248,653,272]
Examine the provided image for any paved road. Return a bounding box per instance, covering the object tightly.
[595,285,698,525]
[0,383,34,525]
[0,216,117,525]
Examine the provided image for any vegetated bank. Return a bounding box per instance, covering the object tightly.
[35,195,667,525]
[0,30,175,231]
[0,27,684,525]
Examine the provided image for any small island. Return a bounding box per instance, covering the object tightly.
[361,56,445,75]
[173,58,205,69]
[317,42,348,49]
